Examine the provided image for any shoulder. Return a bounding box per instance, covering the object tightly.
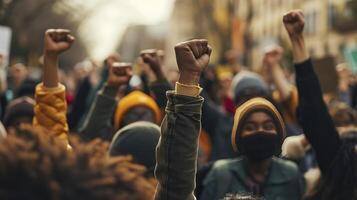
[204,158,242,183]
[272,157,301,179]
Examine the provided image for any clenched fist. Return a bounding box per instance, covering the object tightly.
[107,62,133,87]
[140,49,165,81]
[283,10,305,38]
[44,29,75,55]
[174,39,212,85]
[263,45,284,67]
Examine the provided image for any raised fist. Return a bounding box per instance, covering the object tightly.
[283,10,305,37]
[140,49,162,74]
[44,29,75,55]
[107,62,133,87]
[174,39,212,84]
[263,45,284,67]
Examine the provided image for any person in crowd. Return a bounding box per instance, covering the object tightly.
[283,9,357,200]
[201,49,299,161]
[73,53,119,131]
[32,29,75,147]
[262,45,301,136]
[79,61,161,141]
[0,125,156,200]
[8,63,28,93]
[328,101,357,128]
[109,121,160,177]
[3,96,35,135]
[114,90,161,130]
[200,97,305,199]
[155,39,211,200]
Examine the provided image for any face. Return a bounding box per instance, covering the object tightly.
[120,106,156,128]
[241,111,277,137]
[10,64,28,84]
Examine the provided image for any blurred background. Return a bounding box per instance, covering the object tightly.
[1,0,357,72]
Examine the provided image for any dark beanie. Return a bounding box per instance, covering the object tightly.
[3,97,35,127]
[231,71,270,106]
[109,121,160,174]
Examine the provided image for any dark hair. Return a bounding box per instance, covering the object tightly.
[312,130,357,200]
[0,125,156,200]
[328,102,357,127]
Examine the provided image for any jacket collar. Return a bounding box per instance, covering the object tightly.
[229,157,296,184]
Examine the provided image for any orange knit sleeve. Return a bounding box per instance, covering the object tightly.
[33,83,69,146]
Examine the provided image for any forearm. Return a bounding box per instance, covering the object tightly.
[294,59,341,173]
[33,83,69,146]
[150,80,173,109]
[155,91,203,200]
[271,64,293,100]
[43,53,59,88]
[291,36,308,63]
[80,84,118,140]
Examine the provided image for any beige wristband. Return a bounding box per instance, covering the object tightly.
[175,82,202,97]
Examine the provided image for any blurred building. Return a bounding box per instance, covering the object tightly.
[118,23,167,63]
[245,0,357,68]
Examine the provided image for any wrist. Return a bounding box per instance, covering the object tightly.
[290,35,304,45]
[178,71,201,85]
[154,69,166,81]
[44,51,60,59]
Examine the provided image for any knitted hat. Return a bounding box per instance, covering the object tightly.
[109,121,160,173]
[114,90,161,130]
[231,71,270,105]
[3,97,35,127]
[231,97,286,152]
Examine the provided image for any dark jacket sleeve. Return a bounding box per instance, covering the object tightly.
[150,80,173,110]
[155,91,203,200]
[294,59,342,174]
[79,85,118,141]
[201,91,225,137]
[67,77,92,131]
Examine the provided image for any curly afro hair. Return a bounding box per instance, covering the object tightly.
[0,125,156,200]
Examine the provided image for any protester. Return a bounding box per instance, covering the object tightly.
[283,9,357,200]
[80,61,161,140]
[32,29,76,148]
[3,96,35,135]
[1,5,357,200]
[0,125,156,200]
[155,39,211,200]
[109,121,160,176]
[114,90,161,130]
[200,97,305,200]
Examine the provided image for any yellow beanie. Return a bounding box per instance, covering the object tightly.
[231,97,286,152]
[114,91,161,130]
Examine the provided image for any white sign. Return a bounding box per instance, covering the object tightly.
[0,25,12,67]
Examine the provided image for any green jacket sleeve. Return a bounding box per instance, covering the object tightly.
[79,85,118,141]
[154,91,204,200]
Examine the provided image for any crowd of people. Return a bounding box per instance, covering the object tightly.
[0,9,356,200]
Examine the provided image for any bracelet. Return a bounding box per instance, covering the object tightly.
[175,82,202,97]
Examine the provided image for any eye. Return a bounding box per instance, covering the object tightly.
[263,122,276,131]
[243,123,256,132]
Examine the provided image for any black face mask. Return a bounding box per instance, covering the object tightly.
[239,131,279,161]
